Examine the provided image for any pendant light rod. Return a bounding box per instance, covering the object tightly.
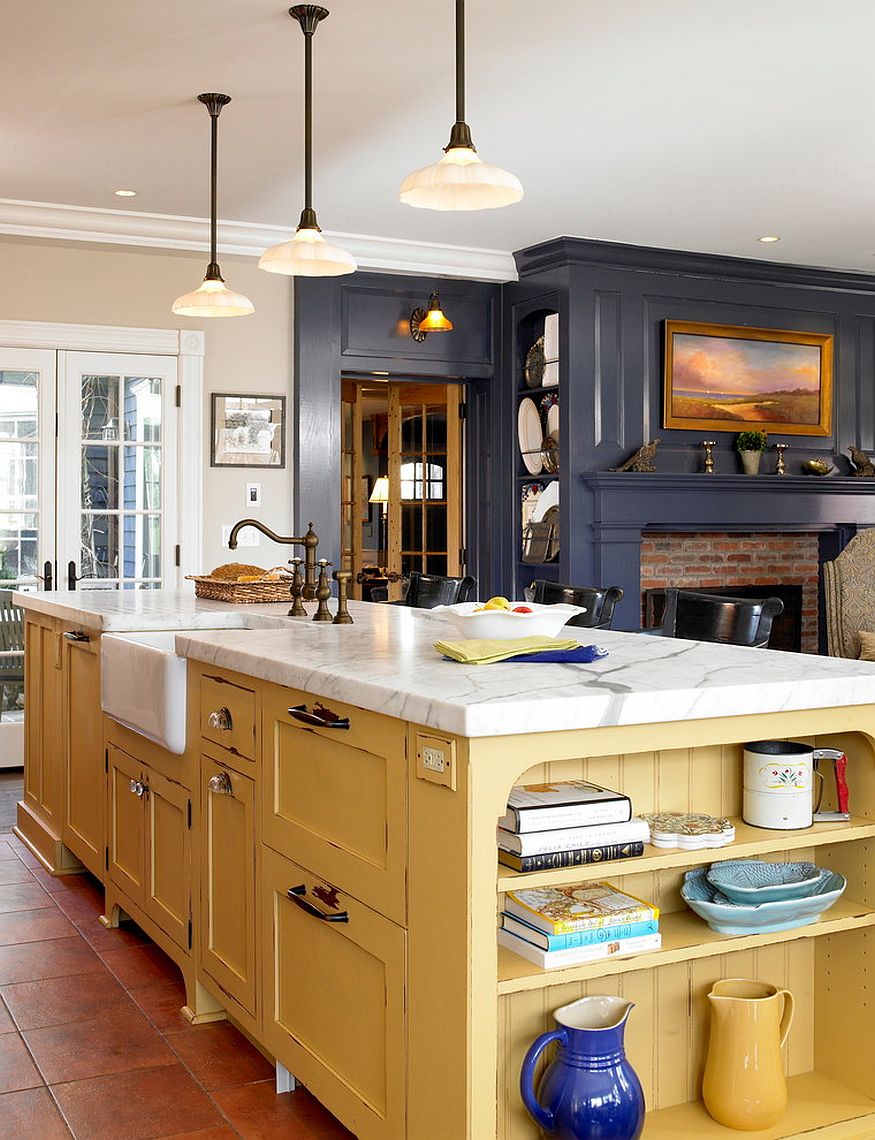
[447,0,474,151]
[198,92,231,280]
[290,5,328,230]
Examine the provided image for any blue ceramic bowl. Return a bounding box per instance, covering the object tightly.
[706,860,825,903]
[682,866,846,935]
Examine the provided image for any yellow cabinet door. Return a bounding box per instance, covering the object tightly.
[145,769,191,953]
[107,744,146,907]
[261,685,408,924]
[23,615,63,829]
[200,754,256,1017]
[63,632,104,877]
[261,845,406,1140]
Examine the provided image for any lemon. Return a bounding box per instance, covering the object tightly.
[484,596,510,611]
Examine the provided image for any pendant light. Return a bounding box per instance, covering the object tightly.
[172,94,255,318]
[399,0,523,211]
[259,6,356,276]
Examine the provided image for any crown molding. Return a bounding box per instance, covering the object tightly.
[0,198,517,283]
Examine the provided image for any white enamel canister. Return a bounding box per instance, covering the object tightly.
[743,741,818,830]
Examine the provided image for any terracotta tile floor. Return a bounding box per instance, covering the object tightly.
[0,832,354,1139]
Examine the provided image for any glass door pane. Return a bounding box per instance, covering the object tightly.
[0,348,56,766]
[58,352,177,592]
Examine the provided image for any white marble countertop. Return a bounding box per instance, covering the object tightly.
[12,589,300,632]
[17,591,875,737]
[176,601,875,738]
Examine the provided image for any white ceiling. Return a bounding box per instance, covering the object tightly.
[4,0,875,275]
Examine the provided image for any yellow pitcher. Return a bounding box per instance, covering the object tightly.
[702,978,795,1131]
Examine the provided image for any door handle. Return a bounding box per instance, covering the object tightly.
[207,707,233,731]
[67,561,83,590]
[207,771,234,796]
[37,561,53,591]
[287,703,350,730]
[286,884,349,923]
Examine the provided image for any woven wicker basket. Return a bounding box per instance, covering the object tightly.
[185,573,292,604]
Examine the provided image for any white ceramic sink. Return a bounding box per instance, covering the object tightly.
[101,631,194,754]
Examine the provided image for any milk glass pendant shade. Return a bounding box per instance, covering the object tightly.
[259,6,356,277]
[172,94,254,318]
[399,0,523,211]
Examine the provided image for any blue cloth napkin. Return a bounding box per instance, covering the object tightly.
[504,644,609,663]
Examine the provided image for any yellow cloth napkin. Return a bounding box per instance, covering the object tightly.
[434,636,580,665]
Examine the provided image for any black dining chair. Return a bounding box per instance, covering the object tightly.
[527,581,624,629]
[653,588,784,648]
[370,571,477,608]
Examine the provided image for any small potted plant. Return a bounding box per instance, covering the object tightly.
[736,430,768,475]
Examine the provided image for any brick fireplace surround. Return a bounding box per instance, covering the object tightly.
[640,531,820,652]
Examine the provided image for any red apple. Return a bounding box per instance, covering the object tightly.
[512,606,533,614]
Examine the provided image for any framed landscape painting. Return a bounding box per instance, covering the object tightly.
[663,321,833,436]
[211,393,286,467]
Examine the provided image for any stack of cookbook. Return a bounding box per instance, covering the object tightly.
[497,779,650,872]
[498,881,661,968]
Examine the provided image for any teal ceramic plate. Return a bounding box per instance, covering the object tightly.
[706,860,825,903]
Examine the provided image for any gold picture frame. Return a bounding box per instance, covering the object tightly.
[663,321,833,436]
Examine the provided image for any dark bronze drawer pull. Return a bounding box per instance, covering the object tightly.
[63,631,90,643]
[287,884,349,923]
[287,703,350,730]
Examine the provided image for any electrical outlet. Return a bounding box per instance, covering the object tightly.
[221,524,260,548]
[415,734,457,791]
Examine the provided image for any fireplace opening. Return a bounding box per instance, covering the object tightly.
[643,585,804,652]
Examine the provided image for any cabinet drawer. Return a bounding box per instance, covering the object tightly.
[261,685,407,924]
[200,674,256,761]
[261,846,406,1140]
[200,754,256,1019]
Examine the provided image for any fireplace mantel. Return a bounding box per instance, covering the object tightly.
[581,472,875,629]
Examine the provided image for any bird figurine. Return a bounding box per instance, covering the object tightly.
[612,439,661,473]
[848,446,875,477]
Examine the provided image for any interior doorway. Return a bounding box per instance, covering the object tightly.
[340,379,465,601]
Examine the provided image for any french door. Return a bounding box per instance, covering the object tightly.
[0,347,180,765]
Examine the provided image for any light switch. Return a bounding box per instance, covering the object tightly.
[245,483,261,507]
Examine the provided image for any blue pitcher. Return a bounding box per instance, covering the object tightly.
[520,995,645,1140]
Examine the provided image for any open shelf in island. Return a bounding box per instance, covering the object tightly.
[496,894,875,994]
[496,816,875,892]
[644,1071,875,1139]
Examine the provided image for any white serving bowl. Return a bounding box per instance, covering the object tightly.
[431,601,585,640]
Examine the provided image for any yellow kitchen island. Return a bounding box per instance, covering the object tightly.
[14,591,875,1138]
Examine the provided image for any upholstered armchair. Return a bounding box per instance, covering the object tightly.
[823,528,875,657]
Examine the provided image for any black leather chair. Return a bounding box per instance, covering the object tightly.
[370,571,477,608]
[653,588,784,648]
[527,581,624,629]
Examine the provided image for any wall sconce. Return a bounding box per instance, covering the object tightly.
[409,292,454,342]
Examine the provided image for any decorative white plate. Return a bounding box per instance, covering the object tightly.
[547,402,559,440]
[431,601,584,640]
[518,399,543,474]
[530,479,559,523]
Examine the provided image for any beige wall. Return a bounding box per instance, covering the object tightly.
[0,236,294,575]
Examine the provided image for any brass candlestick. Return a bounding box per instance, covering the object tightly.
[312,559,334,622]
[702,440,716,474]
[332,570,353,624]
[774,443,788,475]
[288,558,307,617]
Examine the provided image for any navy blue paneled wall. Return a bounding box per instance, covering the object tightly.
[504,239,875,621]
[294,273,501,591]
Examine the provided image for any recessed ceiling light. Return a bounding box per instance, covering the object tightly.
[113,189,137,198]
[758,235,781,243]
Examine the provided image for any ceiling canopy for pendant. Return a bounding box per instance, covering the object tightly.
[399,0,523,211]
[172,93,254,318]
[259,5,356,277]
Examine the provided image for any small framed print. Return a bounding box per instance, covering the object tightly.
[211,394,286,467]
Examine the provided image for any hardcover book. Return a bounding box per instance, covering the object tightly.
[501,912,659,951]
[497,927,662,969]
[497,841,645,873]
[504,881,659,935]
[497,817,649,856]
[499,780,632,834]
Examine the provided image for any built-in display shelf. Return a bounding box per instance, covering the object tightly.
[497,895,875,994]
[496,816,875,892]
[644,1070,875,1138]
